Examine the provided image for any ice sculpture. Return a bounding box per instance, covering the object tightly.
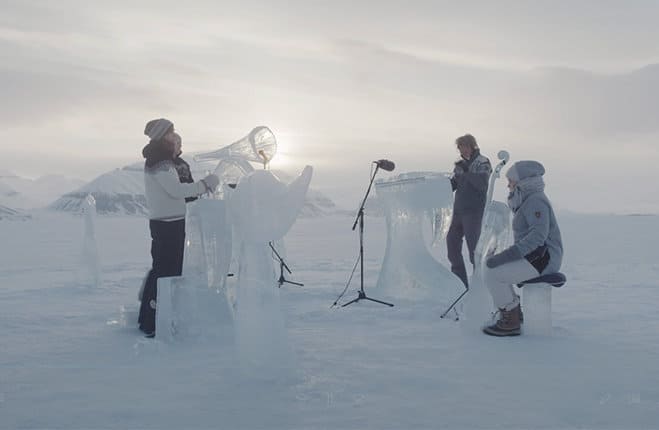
[154,126,312,360]
[155,126,280,342]
[156,275,233,342]
[154,199,234,340]
[431,206,453,247]
[228,166,312,373]
[183,199,232,293]
[374,172,464,302]
[522,283,552,336]
[474,200,513,259]
[78,194,100,287]
[194,126,276,198]
[194,126,276,166]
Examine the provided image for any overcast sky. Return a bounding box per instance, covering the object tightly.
[2,0,659,213]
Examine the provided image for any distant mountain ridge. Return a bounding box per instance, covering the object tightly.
[49,163,340,217]
[0,169,86,209]
[49,167,147,215]
[0,204,31,221]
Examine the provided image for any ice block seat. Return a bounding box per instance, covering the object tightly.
[517,272,566,336]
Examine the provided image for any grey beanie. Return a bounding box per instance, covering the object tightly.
[144,118,173,141]
[506,160,545,182]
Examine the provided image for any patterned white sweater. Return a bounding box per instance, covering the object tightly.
[144,160,206,221]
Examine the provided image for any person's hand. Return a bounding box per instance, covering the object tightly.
[201,174,219,192]
[486,247,522,268]
[453,163,465,175]
[451,163,465,189]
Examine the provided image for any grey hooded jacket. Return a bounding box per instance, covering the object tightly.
[507,161,564,275]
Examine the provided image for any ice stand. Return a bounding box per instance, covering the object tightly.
[228,166,312,371]
[374,172,463,303]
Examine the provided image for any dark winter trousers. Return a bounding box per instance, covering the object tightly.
[138,219,186,334]
[446,211,483,288]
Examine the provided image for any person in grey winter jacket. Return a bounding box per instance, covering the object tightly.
[483,160,564,337]
[137,118,219,337]
[447,134,492,287]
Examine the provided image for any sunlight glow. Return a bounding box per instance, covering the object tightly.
[269,132,296,170]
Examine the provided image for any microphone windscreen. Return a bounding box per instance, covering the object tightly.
[377,159,395,171]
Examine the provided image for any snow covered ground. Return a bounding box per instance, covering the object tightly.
[1,211,658,429]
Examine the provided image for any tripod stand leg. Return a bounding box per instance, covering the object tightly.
[283,280,304,287]
[341,298,359,307]
[278,261,303,287]
[363,296,394,307]
[341,291,366,307]
[440,288,468,319]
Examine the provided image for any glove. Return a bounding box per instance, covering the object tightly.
[486,246,522,268]
[453,163,465,175]
[201,174,219,192]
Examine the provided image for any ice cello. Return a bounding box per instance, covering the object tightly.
[461,151,513,330]
[374,172,463,302]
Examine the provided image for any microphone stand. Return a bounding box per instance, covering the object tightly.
[341,164,394,308]
[269,241,303,288]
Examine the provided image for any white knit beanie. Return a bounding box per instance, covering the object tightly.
[144,118,173,141]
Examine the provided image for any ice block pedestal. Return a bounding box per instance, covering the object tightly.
[156,276,233,342]
[518,272,566,336]
[184,199,232,295]
[374,172,463,302]
[522,284,553,336]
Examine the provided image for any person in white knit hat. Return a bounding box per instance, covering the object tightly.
[137,118,219,338]
[482,160,564,336]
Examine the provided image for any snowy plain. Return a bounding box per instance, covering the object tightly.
[1,209,659,429]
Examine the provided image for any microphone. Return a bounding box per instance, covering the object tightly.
[373,159,395,172]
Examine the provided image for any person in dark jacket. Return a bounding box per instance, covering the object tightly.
[446,134,492,287]
[171,132,198,203]
[138,118,219,337]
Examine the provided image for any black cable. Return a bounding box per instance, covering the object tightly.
[331,251,361,308]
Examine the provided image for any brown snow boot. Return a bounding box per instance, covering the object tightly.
[483,305,521,337]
